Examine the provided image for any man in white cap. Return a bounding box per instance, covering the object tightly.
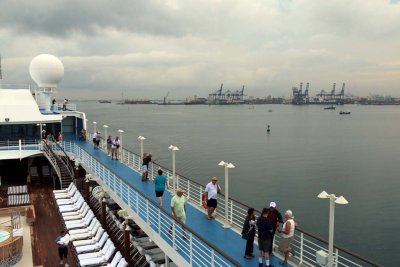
[266,201,283,255]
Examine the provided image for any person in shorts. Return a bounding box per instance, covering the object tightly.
[170,188,187,238]
[205,176,221,219]
[154,169,169,207]
[141,153,153,181]
[257,208,274,267]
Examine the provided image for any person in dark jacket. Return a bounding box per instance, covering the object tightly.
[266,201,283,255]
[257,208,274,267]
[242,207,256,259]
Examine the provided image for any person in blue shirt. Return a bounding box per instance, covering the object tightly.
[55,230,69,266]
[154,169,169,207]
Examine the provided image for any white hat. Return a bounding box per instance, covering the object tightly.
[269,201,276,208]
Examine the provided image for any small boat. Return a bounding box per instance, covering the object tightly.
[268,109,273,112]
[324,106,336,110]
[339,110,351,115]
[98,100,112,103]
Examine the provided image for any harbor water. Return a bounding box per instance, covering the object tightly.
[77,101,399,266]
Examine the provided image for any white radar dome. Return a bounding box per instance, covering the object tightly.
[29,54,64,88]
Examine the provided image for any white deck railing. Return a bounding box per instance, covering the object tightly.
[82,132,382,267]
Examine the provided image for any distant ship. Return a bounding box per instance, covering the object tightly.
[339,110,351,115]
[98,100,112,103]
[324,106,336,110]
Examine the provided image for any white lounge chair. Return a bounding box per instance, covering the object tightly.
[63,205,90,221]
[73,228,105,247]
[56,192,82,206]
[75,232,109,254]
[116,258,129,267]
[59,198,85,213]
[54,186,78,199]
[108,251,123,267]
[78,243,115,267]
[78,239,114,260]
[65,212,95,230]
[53,183,74,194]
[69,225,101,241]
[61,202,88,217]
[7,185,28,195]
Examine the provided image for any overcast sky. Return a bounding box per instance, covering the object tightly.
[1,0,399,99]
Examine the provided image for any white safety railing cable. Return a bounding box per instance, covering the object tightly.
[63,141,241,267]
[83,133,382,267]
[0,139,41,150]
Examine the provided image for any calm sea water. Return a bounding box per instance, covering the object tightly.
[77,101,399,266]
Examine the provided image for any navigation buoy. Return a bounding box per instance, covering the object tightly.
[267,124,271,133]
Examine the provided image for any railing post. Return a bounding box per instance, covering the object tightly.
[187,180,190,201]
[229,199,233,225]
[334,248,339,267]
[300,232,304,265]
[211,249,215,267]
[124,223,131,262]
[158,209,161,234]
[189,234,193,265]
[146,201,149,223]
[101,198,107,228]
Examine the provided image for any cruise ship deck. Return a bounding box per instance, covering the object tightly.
[65,135,289,267]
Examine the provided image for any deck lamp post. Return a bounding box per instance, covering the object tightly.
[168,145,179,192]
[118,129,124,160]
[218,161,235,228]
[93,121,97,134]
[103,125,108,149]
[318,191,349,267]
[138,136,146,164]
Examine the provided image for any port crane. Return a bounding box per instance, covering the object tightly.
[163,92,169,104]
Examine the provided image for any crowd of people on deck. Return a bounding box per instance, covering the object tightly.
[80,130,296,266]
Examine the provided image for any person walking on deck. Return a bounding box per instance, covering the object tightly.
[205,176,221,220]
[106,136,112,156]
[242,207,256,259]
[154,169,169,207]
[141,152,153,181]
[111,136,120,160]
[266,201,283,255]
[55,230,69,266]
[257,208,274,267]
[170,188,187,238]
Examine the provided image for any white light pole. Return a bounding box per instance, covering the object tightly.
[318,191,349,267]
[93,121,97,134]
[168,145,179,192]
[103,125,108,149]
[218,160,235,228]
[138,136,146,164]
[118,129,124,160]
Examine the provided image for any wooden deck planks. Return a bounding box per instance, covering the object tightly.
[30,183,77,267]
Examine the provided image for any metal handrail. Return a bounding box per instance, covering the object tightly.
[41,141,62,183]
[49,136,75,182]
[63,141,241,267]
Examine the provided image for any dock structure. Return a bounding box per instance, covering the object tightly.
[208,84,246,105]
[292,82,345,105]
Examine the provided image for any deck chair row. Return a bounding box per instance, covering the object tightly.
[54,183,128,267]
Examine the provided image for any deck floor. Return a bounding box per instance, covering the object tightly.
[29,183,76,267]
[67,136,292,267]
